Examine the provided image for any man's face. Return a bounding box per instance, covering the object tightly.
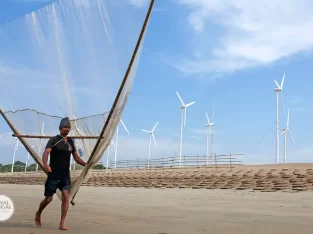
[60,126,70,136]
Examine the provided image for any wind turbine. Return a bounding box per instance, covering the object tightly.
[37,122,45,172]
[114,119,130,169]
[141,122,158,168]
[25,145,36,172]
[71,114,88,170]
[176,91,195,167]
[274,73,285,164]
[106,140,116,169]
[281,109,296,164]
[11,136,19,173]
[205,112,215,165]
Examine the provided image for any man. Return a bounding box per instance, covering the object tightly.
[35,117,86,230]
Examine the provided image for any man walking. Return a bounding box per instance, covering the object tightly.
[35,117,86,230]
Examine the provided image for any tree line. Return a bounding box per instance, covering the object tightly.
[0,161,107,173]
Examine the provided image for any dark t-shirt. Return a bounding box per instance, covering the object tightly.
[45,135,76,179]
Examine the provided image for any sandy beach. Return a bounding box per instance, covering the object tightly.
[1,184,313,234]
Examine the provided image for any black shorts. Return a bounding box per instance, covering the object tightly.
[44,175,71,197]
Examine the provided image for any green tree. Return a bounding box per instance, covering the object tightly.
[92,164,106,170]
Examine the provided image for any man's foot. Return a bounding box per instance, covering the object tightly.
[59,223,70,230]
[35,211,41,227]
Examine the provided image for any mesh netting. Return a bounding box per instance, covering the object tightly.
[0,0,154,203]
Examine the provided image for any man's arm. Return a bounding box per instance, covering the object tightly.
[72,151,86,167]
[42,148,52,172]
[43,137,55,173]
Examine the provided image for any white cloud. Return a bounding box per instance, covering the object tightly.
[172,0,313,75]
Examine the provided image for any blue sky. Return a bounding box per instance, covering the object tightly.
[0,0,313,166]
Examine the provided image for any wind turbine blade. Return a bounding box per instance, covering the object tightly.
[141,129,150,133]
[274,80,281,89]
[288,130,296,145]
[110,140,116,147]
[152,122,158,132]
[280,73,285,89]
[185,101,195,107]
[281,130,287,135]
[152,133,157,146]
[176,91,185,106]
[120,120,130,134]
[206,112,210,123]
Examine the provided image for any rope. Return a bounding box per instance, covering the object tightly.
[3,108,112,120]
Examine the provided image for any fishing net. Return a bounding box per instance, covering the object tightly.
[0,0,154,204]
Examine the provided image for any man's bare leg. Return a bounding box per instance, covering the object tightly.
[59,190,70,230]
[35,196,53,227]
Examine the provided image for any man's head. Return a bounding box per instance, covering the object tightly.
[59,117,71,136]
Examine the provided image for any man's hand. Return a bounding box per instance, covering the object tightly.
[44,164,52,173]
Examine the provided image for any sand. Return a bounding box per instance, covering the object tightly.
[1,184,313,234]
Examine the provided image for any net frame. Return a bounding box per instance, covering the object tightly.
[0,0,155,205]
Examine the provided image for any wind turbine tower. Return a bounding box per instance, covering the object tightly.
[106,140,116,169]
[205,112,215,165]
[25,145,36,172]
[274,73,285,164]
[281,109,296,164]
[37,122,45,172]
[11,136,19,173]
[176,92,195,167]
[141,122,158,168]
[114,119,130,169]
